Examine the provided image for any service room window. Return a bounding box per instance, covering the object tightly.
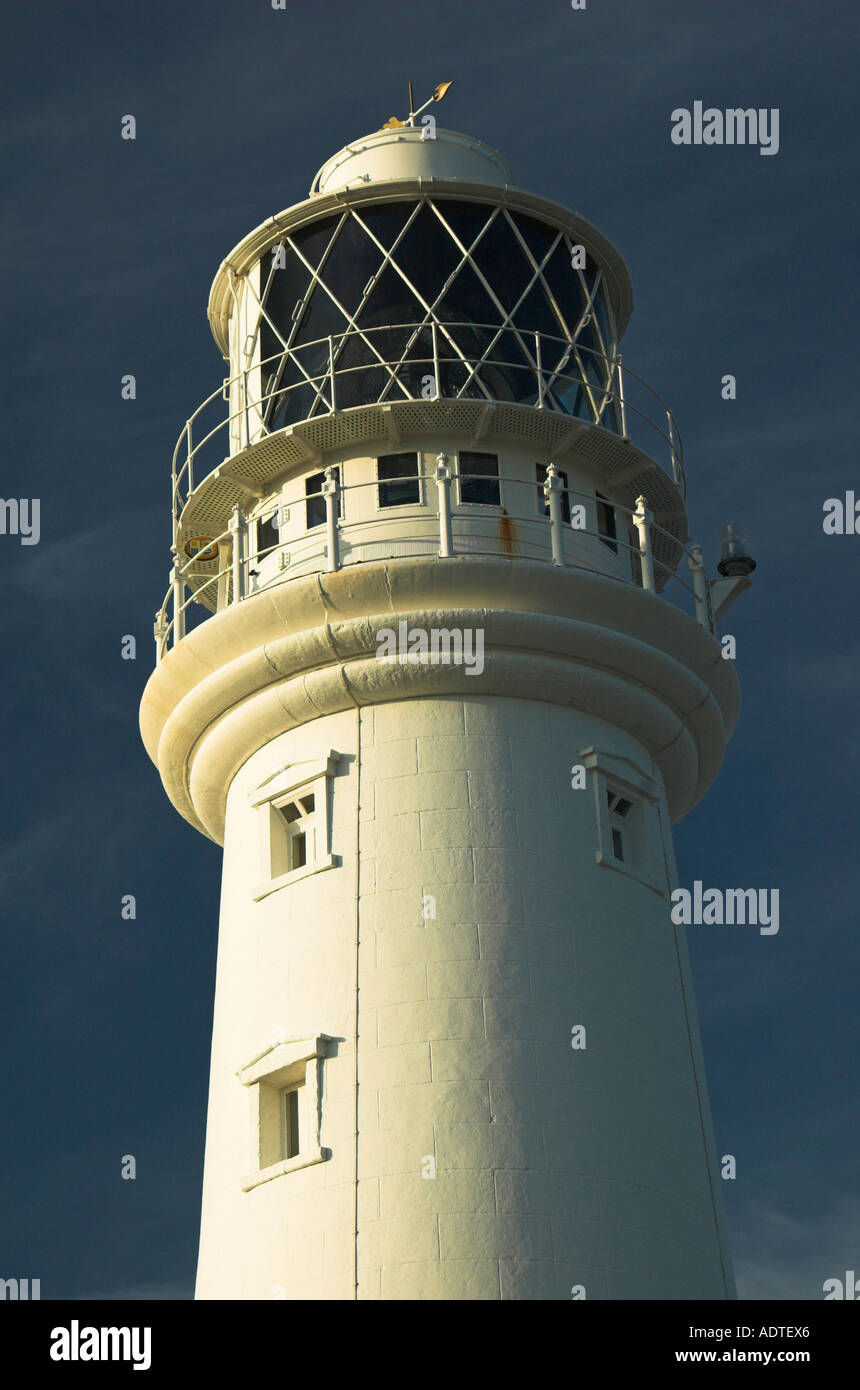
[535,463,571,523]
[582,746,668,894]
[377,452,420,507]
[596,491,618,552]
[458,451,500,506]
[306,467,341,529]
[237,1035,331,1191]
[249,752,340,901]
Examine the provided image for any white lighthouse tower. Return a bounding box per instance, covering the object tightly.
[141,91,753,1300]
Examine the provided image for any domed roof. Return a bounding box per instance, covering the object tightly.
[311,126,518,196]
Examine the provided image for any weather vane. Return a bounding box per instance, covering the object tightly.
[382,80,453,130]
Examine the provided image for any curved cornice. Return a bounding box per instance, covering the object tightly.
[140,557,738,844]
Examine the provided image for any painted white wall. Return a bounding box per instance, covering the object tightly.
[195,695,733,1300]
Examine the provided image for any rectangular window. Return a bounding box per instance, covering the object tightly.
[306,467,341,530]
[596,491,617,552]
[459,452,500,506]
[535,464,571,524]
[273,793,315,877]
[257,510,279,561]
[628,527,643,586]
[611,827,625,861]
[250,752,340,902]
[280,1086,300,1161]
[377,453,420,508]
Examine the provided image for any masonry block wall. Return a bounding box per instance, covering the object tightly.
[194,695,733,1300]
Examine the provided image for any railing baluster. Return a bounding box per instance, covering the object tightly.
[322,467,340,571]
[633,496,655,593]
[171,562,186,644]
[535,332,544,409]
[617,355,628,438]
[329,335,336,413]
[229,503,246,602]
[543,462,564,566]
[688,544,712,631]
[436,452,453,558]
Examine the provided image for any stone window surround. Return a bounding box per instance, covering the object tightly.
[581,745,667,895]
[249,751,340,902]
[237,1034,331,1192]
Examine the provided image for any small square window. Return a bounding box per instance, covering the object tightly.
[378,453,420,508]
[535,463,571,523]
[306,468,341,530]
[459,452,500,506]
[238,1035,331,1191]
[596,492,618,552]
[250,753,340,901]
[583,747,667,894]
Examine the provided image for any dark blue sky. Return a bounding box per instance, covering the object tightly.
[1,0,857,1299]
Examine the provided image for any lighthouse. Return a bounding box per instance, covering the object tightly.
[140,90,752,1300]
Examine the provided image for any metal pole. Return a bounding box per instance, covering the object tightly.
[535,332,544,410]
[688,544,712,631]
[185,420,193,495]
[617,355,628,438]
[543,462,564,566]
[431,320,440,399]
[667,412,678,485]
[323,466,340,571]
[633,496,655,593]
[329,335,336,413]
[436,452,453,558]
[243,370,250,448]
[154,610,168,665]
[229,502,246,603]
[170,564,186,645]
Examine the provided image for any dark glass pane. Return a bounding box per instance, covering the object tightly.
[535,463,571,524]
[435,260,503,330]
[470,212,535,314]
[256,513,279,562]
[260,255,312,364]
[354,203,413,251]
[433,199,495,252]
[511,280,566,345]
[281,801,301,824]
[313,216,385,320]
[510,211,560,266]
[596,493,618,552]
[306,467,341,529]
[356,261,423,330]
[378,453,420,508]
[290,216,342,271]
[392,202,463,307]
[541,244,589,340]
[459,452,500,506]
[611,828,624,862]
[284,1088,300,1158]
[294,282,351,346]
[593,288,616,357]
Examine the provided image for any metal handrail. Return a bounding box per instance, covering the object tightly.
[155,468,705,664]
[170,324,686,526]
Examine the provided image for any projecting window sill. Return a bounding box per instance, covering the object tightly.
[252,854,337,902]
[241,1147,327,1193]
[595,849,664,896]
